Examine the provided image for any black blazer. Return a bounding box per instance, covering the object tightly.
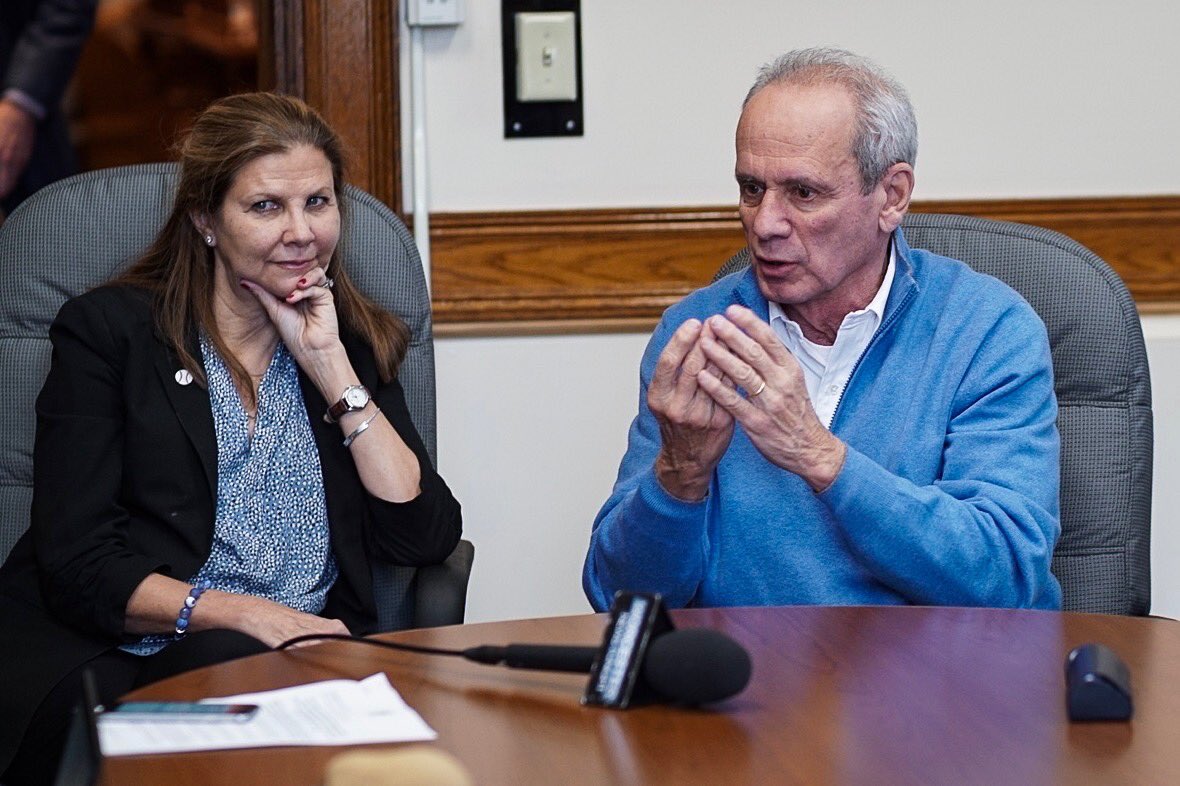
[0,285,461,771]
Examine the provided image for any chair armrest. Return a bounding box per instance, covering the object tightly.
[413,539,475,628]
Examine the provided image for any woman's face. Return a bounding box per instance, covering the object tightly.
[202,144,341,300]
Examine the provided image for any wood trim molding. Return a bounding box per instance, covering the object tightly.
[431,196,1180,333]
[265,0,402,213]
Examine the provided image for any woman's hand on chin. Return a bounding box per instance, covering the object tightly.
[239,268,343,362]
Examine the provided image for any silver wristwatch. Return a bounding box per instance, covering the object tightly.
[324,385,371,423]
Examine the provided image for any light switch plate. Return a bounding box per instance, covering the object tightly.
[515,12,577,102]
[501,0,583,138]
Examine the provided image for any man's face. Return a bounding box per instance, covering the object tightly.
[735,81,893,311]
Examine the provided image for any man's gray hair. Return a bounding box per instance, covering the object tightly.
[745,47,918,193]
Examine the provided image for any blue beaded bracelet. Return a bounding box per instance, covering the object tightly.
[175,579,213,637]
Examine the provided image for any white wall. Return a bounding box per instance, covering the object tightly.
[408,3,1180,622]
[435,333,647,623]
[409,1,1180,210]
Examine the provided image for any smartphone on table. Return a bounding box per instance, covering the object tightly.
[105,701,259,722]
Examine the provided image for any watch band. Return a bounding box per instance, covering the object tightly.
[324,385,371,423]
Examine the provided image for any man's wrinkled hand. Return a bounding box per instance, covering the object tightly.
[696,305,846,492]
[649,318,735,501]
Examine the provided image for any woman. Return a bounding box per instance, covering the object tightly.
[0,92,462,784]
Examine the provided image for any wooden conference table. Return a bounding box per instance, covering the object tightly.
[101,606,1180,785]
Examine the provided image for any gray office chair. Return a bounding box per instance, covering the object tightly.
[0,163,473,630]
[715,213,1152,615]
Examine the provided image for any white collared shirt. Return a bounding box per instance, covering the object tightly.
[767,247,896,429]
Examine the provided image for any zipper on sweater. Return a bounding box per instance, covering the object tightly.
[828,283,918,431]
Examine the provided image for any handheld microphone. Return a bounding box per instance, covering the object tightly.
[277,592,751,709]
[461,593,752,708]
[460,627,751,706]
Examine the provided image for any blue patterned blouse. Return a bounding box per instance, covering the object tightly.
[123,337,338,655]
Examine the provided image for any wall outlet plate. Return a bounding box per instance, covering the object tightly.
[407,0,464,27]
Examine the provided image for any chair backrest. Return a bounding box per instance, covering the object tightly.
[0,163,462,630]
[714,213,1153,615]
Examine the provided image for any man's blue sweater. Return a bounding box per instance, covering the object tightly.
[583,228,1063,611]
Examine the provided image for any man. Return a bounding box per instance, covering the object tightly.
[583,47,1062,611]
[0,0,99,218]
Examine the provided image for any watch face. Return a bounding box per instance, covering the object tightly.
[344,387,369,408]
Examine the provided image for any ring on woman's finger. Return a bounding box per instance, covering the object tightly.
[749,380,767,398]
[320,276,335,289]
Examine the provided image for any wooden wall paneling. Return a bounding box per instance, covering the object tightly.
[430,207,745,326]
[925,197,1180,308]
[258,0,301,94]
[266,0,402,213]
[431,196,1180,334]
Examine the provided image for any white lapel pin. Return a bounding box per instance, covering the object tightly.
[174,369,194,386]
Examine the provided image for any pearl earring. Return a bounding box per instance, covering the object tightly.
[204,235,215,246]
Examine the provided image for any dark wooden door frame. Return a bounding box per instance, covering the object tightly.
[260,0,403,215]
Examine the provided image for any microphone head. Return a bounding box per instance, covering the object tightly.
[641,628,752,706]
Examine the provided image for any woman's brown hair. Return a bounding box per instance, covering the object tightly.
[112,92,410,400]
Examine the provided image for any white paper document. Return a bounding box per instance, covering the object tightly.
[98,673,436,756]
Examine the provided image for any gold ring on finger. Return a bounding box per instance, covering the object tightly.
[749,380,766,397]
